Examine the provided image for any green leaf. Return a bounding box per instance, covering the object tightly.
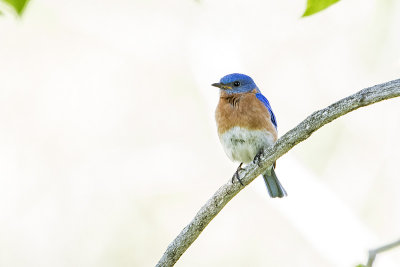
[302,0,340,17]
[355,265,366,267]
[1,0,29,15]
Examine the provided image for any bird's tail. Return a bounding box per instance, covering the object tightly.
[262,167,287,198]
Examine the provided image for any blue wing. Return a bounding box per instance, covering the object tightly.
[255,93,277,129]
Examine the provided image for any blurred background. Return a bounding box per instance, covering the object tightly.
[0,0,399,266]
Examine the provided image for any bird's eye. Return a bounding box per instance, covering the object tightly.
[233,81,241,87]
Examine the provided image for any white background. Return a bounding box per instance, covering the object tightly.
[0,0,399,266]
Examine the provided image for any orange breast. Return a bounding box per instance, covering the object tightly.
[215,90,277,140]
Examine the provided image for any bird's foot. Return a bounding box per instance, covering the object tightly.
[231,163,244,186]
[253,150,263,167]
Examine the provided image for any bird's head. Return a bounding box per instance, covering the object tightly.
[212,73,259,94]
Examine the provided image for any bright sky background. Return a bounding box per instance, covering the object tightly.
[0,0,399,266]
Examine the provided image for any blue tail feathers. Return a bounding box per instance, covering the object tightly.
[262,167,287,198]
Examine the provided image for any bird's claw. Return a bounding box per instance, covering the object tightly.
[253,150,263,167]
[231,163,244,186]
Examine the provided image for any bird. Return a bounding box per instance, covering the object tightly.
[212,73,287,198]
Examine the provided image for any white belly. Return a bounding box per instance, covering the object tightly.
[219,126,275,163]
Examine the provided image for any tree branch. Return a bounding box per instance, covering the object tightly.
[359,238,400,267]
[156,79,400,267]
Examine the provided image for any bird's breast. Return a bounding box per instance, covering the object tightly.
[215,91,278,163]
[215,92,277,138]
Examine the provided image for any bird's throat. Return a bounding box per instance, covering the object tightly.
[220,92,243,108]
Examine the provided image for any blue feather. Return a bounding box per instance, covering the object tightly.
[255,93,277,129]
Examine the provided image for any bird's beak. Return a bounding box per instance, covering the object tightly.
[211,83,232,90]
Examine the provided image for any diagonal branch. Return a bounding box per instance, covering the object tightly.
[156,78,400,267]
[363,238,400,267]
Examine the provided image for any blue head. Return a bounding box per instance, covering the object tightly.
[212,73,259,94]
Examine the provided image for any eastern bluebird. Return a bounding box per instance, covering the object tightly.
[212,73,287,198]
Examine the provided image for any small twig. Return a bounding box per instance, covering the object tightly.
[156,79,400,267]
[362,239,400,267]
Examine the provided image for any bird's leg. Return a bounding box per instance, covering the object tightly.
[231,162,244,186]
[253,150,263,167]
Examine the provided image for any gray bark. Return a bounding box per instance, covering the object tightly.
[365,239,400,267]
